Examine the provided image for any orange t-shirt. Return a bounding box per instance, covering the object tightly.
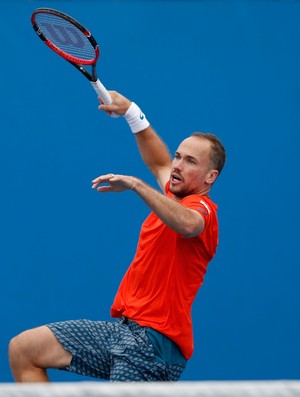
[111,183,219,359]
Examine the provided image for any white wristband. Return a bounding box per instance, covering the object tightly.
[124,102,150,134]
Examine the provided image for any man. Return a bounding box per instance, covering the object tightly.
[9,91,226,382]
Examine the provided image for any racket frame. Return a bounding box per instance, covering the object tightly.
[31,8,112,104]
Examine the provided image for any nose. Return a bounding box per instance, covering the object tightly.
[173,157,183,171]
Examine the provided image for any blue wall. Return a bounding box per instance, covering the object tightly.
[1,0,299,382]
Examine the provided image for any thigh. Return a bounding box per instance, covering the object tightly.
[109,321,158,382]
[110,320,187,382]
[47,319,115,379]
[111,357,186,382]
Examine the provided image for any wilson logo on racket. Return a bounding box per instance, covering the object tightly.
[40,23,85,48]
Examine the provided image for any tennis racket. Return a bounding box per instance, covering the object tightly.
[31,8,112,104]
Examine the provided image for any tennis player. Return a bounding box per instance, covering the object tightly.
[9,91,226,382]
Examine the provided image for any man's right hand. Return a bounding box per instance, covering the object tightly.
[98,91,132,116]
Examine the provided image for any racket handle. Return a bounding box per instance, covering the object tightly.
[90,79,112,104]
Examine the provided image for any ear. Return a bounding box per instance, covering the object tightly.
[206,169,219,185]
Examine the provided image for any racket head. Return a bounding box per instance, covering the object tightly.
[31,8,99,66]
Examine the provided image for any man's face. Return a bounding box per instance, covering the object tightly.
[169,136,215,198]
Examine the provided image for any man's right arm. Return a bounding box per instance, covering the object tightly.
[133,127,172,191]
[99,91,172,192]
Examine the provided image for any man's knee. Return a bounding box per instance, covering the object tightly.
[9,325,72,379]
[9,330,34,366]
[8,328,53,382]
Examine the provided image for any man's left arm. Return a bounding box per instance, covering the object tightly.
[92,174,204,238]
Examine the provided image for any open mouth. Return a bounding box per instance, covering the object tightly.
[171,173,182,183]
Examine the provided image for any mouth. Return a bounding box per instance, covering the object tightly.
[170,173,182,184]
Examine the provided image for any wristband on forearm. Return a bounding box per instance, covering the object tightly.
[123,102,150,134]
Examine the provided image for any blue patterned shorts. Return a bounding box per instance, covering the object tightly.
[47,317,187,382]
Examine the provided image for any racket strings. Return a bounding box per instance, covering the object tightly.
[35,13,96,62]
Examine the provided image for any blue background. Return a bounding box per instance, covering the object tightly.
[0,0,299,382]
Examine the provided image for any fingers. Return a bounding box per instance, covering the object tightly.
[95,185,113,193]
[97,91,132,115]
[91,173,115,189]
[91,174,134,193]
[98,104,114,116]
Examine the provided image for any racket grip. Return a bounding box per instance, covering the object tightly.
[90,79,112,104]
